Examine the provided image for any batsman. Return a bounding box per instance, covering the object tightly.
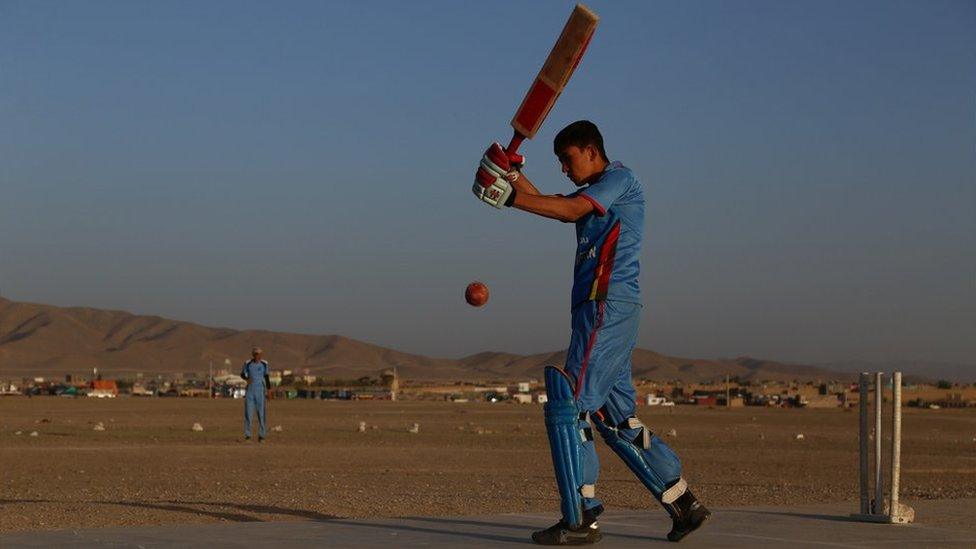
[473,121,710,544]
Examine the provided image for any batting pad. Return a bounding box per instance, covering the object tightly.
[543,366,585,528]
[592,412,683,502]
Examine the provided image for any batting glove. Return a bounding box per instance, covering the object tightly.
[473,143,518,208]
[486,141,526,171]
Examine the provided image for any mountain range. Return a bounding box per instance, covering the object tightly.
[0,296,890,383]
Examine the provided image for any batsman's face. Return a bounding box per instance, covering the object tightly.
[556,145,602,186]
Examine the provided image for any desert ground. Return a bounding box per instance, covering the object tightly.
[1,397,973,534]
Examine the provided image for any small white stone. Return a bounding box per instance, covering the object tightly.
[795,433,805,440]
[357,421,367,433]
[192,423,204,432]
[408,423,420,434]
[14,431,22,436]
[93,422,106,431]
[272,425,283,432]
[667,428,678,437]
[29,431,39,437]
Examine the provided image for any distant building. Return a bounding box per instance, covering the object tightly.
[214,374,246,387]
[694,394,719,406]
[88,379,118,398]
[269,370,283,387]
[474,386,509,394]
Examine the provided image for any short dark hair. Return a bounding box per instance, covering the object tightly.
[553,120,609,162]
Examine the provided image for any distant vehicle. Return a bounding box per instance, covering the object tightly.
[88,389,116,398]
[645,395,675,406]
[231,387,246,399]
[484,392,507,403]
[315,389,353,400]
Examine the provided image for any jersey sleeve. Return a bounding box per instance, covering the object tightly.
[579,169,632,216]
[240,362,249,379]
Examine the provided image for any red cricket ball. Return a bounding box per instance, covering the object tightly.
[465,281,489,307]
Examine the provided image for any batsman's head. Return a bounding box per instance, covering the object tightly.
[554,120,609,186]
[252,346,263,359]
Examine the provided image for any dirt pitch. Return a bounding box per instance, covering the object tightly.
[1,398,973,533]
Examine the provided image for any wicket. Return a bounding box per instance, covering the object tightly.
[852,371,915,523]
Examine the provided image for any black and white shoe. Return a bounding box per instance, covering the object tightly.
[531,506,603,545]
[664,490,710,542]
[531,520,601,545]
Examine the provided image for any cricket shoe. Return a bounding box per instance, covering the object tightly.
[531,505,603,545]
[664,490,710,542]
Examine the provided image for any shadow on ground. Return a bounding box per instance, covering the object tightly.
[724,508,858,523]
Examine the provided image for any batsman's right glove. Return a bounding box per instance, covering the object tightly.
[473,142,518,208]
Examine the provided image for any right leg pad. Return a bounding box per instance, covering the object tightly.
[543,366,588,528]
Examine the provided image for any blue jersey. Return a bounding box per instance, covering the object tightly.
[240,359,269,391]
[569,161,644,308]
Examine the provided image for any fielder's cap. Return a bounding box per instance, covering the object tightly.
[252,346,263,354]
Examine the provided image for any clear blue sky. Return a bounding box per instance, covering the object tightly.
[2,0,973,367]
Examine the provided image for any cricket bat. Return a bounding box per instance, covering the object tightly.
[505,3,600,158]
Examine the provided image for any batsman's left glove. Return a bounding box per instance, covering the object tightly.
[473,143,517,208]
[485,140,526,170]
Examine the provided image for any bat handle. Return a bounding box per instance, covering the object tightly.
[505,132,526,156]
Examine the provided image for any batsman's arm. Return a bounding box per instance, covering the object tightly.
[509,171,542,196]
[512,192,593,223]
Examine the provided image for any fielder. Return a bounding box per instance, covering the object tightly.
[473,121,710,544]
[240,346,271,443]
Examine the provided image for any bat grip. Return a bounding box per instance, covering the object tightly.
[505,132,526,156]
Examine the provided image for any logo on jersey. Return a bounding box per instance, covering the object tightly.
[575,247,597,266]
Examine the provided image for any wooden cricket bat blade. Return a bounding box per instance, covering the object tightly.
[510,3,599,146]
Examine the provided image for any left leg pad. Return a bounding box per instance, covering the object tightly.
[592,412,684,503]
